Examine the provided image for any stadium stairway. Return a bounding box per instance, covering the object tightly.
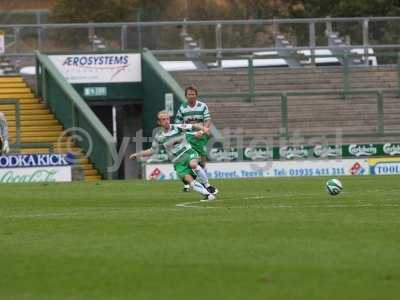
[172,66,400,146]
[0,76,102,181]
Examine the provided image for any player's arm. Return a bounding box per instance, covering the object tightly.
[194,123,210,139]
[130,134,163,160]
[176,124,209,138]
[129,148,154,160]
[203,104,212,135]
[191,123,210,134]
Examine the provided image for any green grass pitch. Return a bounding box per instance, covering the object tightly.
[0,176,399,300]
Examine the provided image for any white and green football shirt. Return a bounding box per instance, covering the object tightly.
[175,100,211,125]
[151,124,194,162]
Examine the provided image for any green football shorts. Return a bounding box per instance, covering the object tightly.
[174,149,199,179]
[187,134,209,157]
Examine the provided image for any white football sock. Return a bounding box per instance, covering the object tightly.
[190,180,209,196]
[193,165,209,186]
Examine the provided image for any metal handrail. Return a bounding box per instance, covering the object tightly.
[35,51,115,149]
[2,16,400,56]
[2,16,400,28]
[18,143,55,153]
[152,45,400,55]
[3,45,400,59]
[35,50,116,178]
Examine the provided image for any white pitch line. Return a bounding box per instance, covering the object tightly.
[175,200,220,209]
[3,212,83,219]
[175,201,203,208]
[244,194,316,200]
[2,208,145,219]
[176,199,400,209]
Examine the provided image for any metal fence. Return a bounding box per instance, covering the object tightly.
[1,17,400,56]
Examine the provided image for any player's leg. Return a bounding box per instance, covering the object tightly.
[196,155,218,194]
[184,174,215,201]
[198,157,207,169]
[181,136,195,192]
[181,178,191,192]
[174,158,214,201]
[188,156,218,195]
[181,134,208,192]
[187,136,218,194]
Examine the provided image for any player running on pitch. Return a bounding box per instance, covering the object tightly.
[175,86,216,194]
[129,111,217,201]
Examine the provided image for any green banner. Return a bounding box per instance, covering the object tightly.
[382,143,400,156]
[243,147,274,161]
[145,143,400,163]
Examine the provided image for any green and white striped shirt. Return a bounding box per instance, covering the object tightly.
[151,124,194,162]
[175,100,211,126]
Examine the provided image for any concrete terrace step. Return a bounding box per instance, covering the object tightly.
[0,88,31,94]
[83,169,99,176]
[174,67,398,91]
[4,109,51,116]
[20,148,55,154]
[85,175,102,181]
[212,113,281,120]
[0,93,35,99]
[0,77,24,83]
[207,101,281,107]
[9,131,63,138]
[287,101,378,107]
[288,95,378,100]
[0,98,40,104]
[231,77,397,86]
[174,66,396,77]
[0,83,27,88]
[288,101,378,107]
[211,107,281,114]
[209,107,281,113]
[214,116,281,123]
[5,114,56,121]
[17,120,60,126]
[9,125,64,132]
[48,147,83,153]
[287,106,378,113]
[288,120,379,128]
[288,114,378,121]
[235,83,396,91]
[213,121,281,129]
[287,126,379,134]
[79,164,97,170]
[11,137,67,143]
[0,103,47,110]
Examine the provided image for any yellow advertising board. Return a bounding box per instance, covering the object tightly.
[368,157,400,175]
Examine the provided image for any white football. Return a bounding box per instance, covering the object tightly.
[326,179,343,196]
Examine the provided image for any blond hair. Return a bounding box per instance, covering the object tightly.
[157,110,170,120]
